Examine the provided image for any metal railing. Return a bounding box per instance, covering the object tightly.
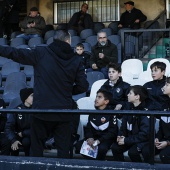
[1,108,170,165]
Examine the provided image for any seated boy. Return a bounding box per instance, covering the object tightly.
[75,89,118,160]
[100,63,130,111]
[143,61,169,111]
[5,88,33,156]
[75,43,91,72]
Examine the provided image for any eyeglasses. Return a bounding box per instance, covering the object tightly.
[99,37,106,39]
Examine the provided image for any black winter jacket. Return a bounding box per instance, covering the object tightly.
[119,7,147,29]
[5,104,31,144]
[75,51,91,70]
[90,40,118,68]
[68,11,94,29]
[119,103,150,150]
[85,107,118,143]
[100,77,130,108]
[143,76,169,111]
[0,40,89,121]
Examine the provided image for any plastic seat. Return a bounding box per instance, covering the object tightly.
[107,35,121,45]
[86,71,105,91]
[85,35,97,47]
[28,37,44,49]
[121,59,143,79]
[10,31,24,39]
[80,29,94,42]
[28,75,34,88]
[68,29,77,37]
[8,96,22,109]
[138,71,153,84]
[108,21,119,35]
[44,30,55,43]
[121,72,134,85]
[124,41,135,58]
[82,42,91,53]
[1,61,20,78]
[5,72,27,87]
[0,38,7,45]
[16,44,30,49]
[22,65,34,77]
[10,37,26,48]
[0,57,11,68]
[93,22,105,34]
[71,36,82,48]
[72,92,86,101]
[46,37,54,45]
[146,58,170,76]
[89,79,107,99]
[2,81,27,103]
[100,28,112,36]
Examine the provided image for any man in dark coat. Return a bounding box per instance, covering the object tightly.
[87,31,118,78]
[118,1,147,29]
[68,3,93,35]
[0,30,89,158]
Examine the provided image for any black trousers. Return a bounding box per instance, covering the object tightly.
[0,133,11,155]
[155,145,170,164]
[11,136,31,156]
[111,142,150,162]
[30,117,71,158]
[75,138,113,160]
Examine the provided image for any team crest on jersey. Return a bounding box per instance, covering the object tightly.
[18,114,22,119]
[101,117,106,123]
[116,88,121,93]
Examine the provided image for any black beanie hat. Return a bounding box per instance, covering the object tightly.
[20,88,33,103]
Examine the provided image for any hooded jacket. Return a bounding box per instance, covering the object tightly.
[119,102,150,150]
[5,103,31,144]
[100,77,130,108]
[90,40,118,69]
[143,76,169,111]
[0,40,89,121]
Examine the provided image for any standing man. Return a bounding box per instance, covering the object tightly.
[118,1,147,30]
[68,3,93,35]
[0,30,89,158]
[87,31,118,78]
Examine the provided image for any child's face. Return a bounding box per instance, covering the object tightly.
[95,92,108,110]
[162,82,170,97]
[127,90,138,103]
[25,93,33,106]
[108,68,121,81]
[151,66,165,80]
[76,47,84,55]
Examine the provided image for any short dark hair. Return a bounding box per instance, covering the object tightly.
[108,63,121,73]
[76,43,84,49]
[97,89,112,103]
[54,30,70,42]
[150,61,166,71]
[129,85,148,102]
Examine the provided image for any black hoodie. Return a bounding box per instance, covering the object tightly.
[0,40,89,121]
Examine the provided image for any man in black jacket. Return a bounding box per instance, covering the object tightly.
[0,30,89,158]
[68,3,93,35]
[87,31,118,78]
[118,1,147,29]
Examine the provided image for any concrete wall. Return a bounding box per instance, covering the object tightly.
[27,0,166,25]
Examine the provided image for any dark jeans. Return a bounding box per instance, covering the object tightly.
[0,133,11,155]
[30,117,71,158]
[11,136,31,156]
[111,142,150,163]
[155,145,170,164]
[75,138,113,160]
